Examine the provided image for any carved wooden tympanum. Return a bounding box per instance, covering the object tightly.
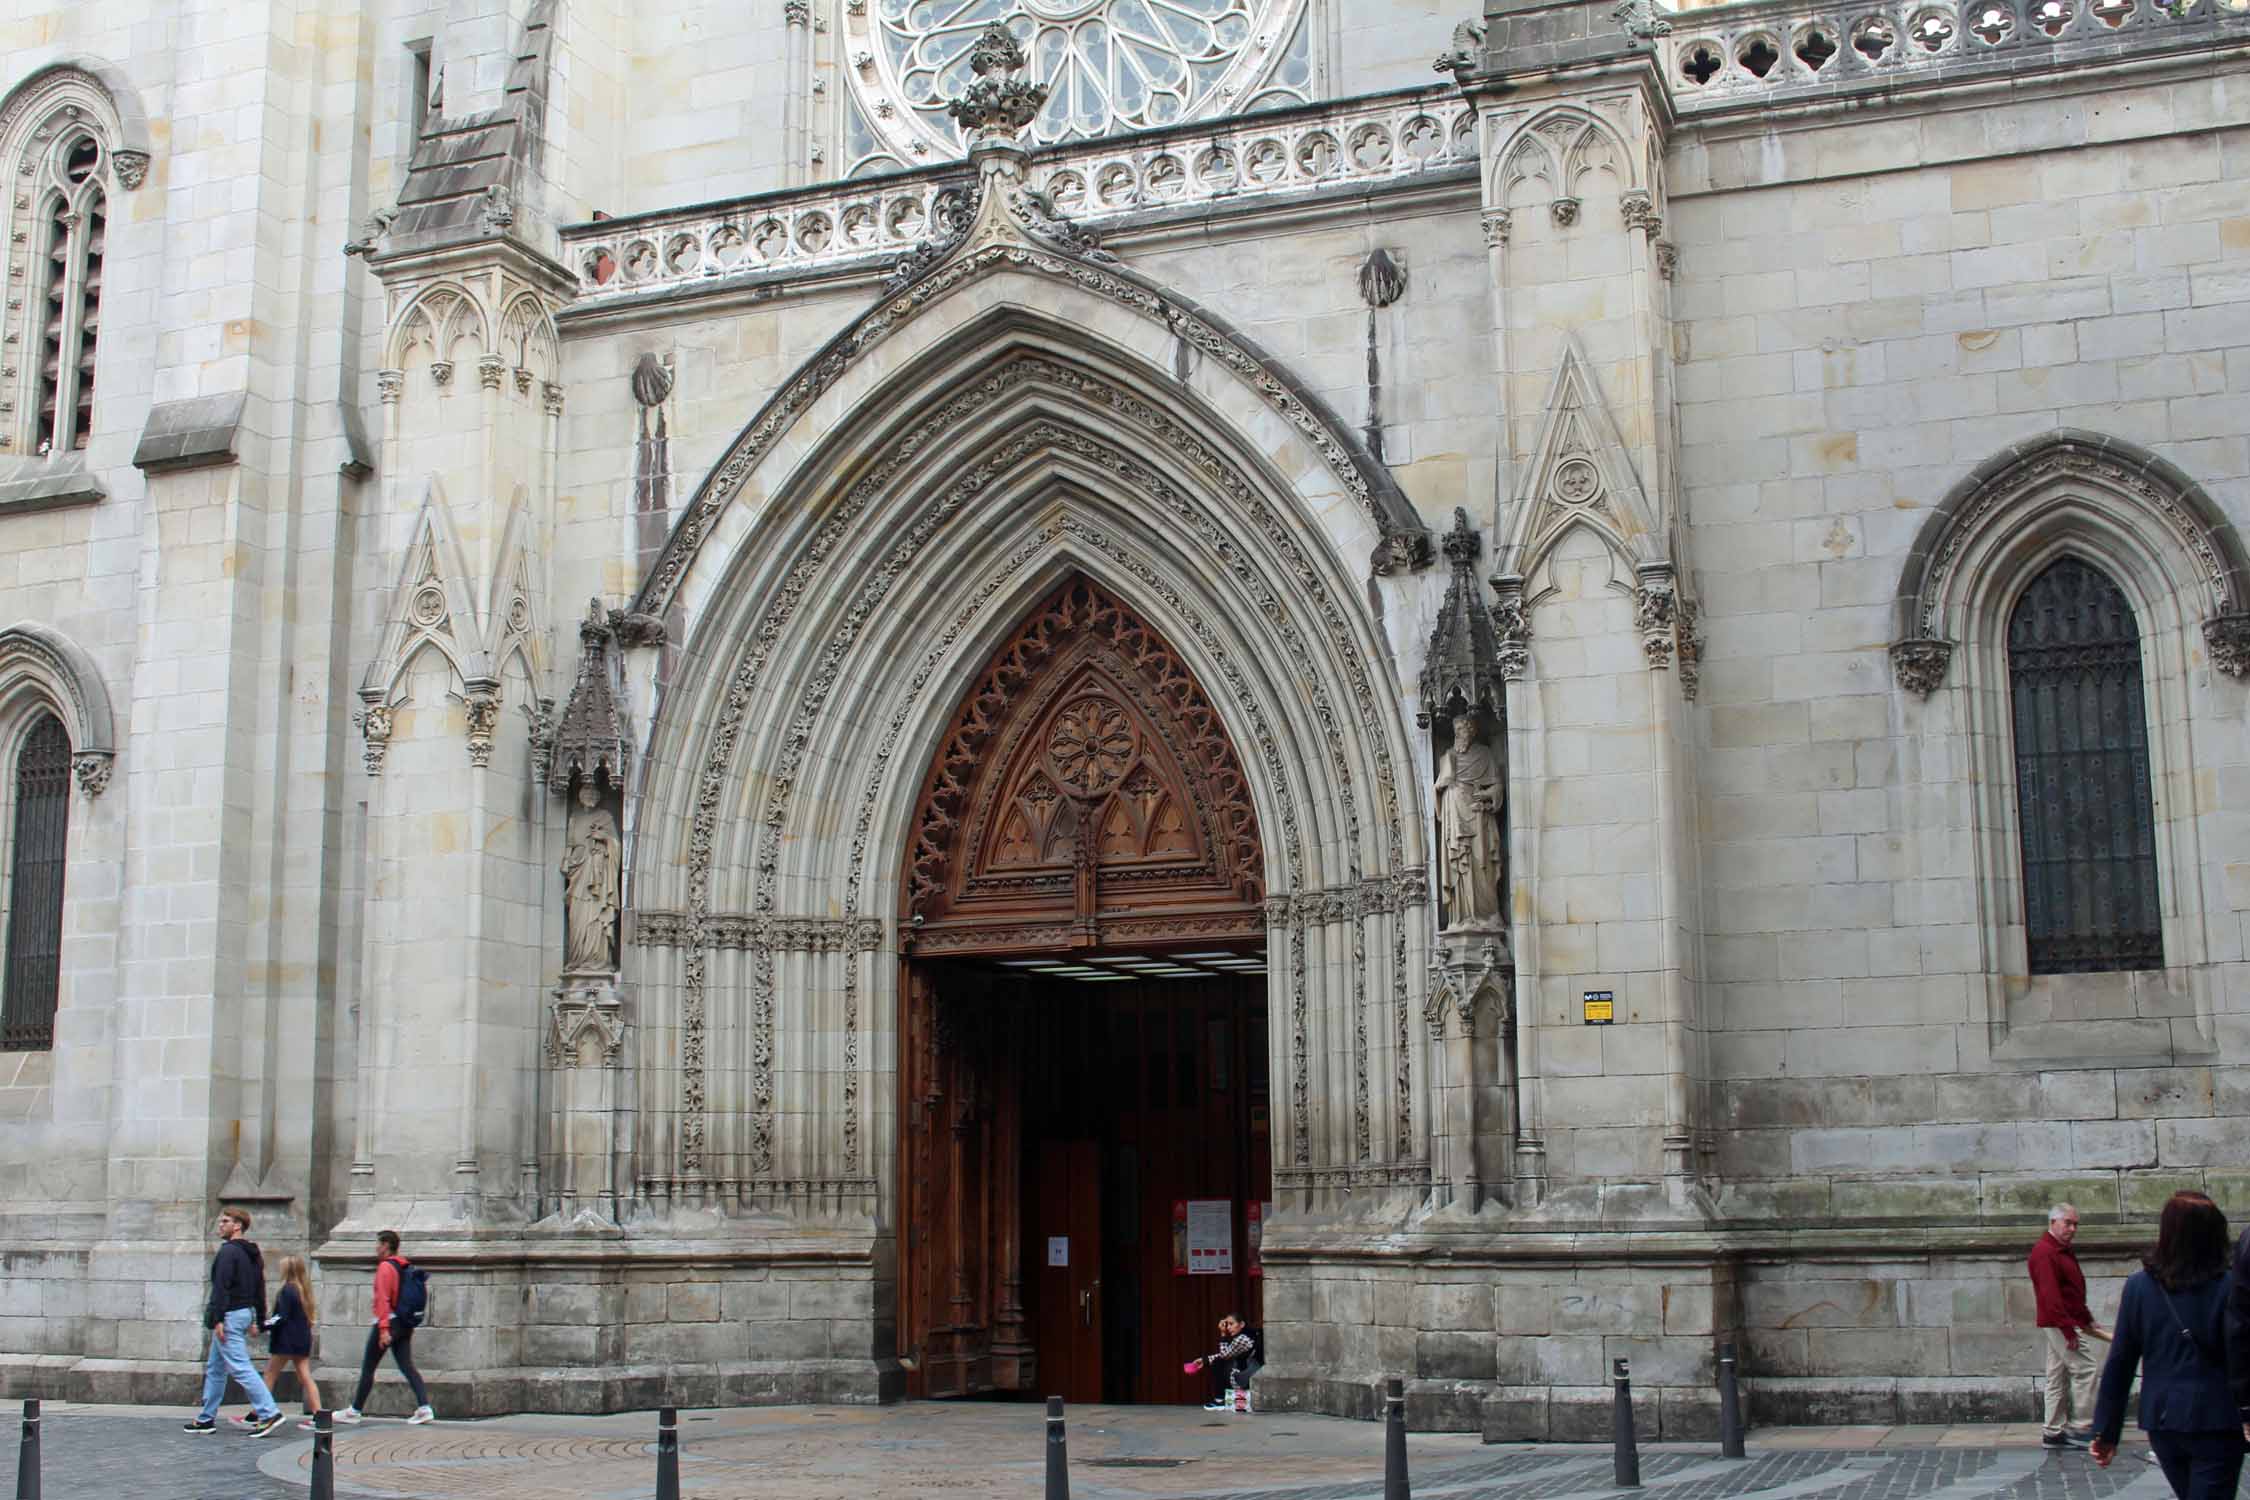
[904,574,1265,955]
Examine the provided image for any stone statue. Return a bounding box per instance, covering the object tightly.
[561,781,622,973]
[1435,714,1505,931]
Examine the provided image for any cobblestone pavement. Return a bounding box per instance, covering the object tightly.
[0,1404,2185,1500]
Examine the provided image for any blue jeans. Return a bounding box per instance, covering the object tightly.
[197,1307,278,1421]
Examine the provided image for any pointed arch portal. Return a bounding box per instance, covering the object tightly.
[897,574,1273,1404]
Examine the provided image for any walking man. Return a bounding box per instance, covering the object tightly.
[332,1229,434,1424]
[183,1207,285,1436]
[2031,1202,2105,1448]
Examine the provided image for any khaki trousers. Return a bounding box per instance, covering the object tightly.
[2041,1326,2097,1434]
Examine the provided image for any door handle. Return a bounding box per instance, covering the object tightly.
[1080,1288,1091,1327]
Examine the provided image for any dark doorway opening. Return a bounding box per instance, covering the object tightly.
[899,952,1273,1405]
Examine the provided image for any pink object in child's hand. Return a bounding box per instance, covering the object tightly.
[1183,1360,1200,1373]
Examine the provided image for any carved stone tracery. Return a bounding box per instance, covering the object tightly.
[905,575,1264,952]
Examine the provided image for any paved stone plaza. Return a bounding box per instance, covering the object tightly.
[0,1404,2191,1500]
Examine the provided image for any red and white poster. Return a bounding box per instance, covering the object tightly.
[1171,1198,1234,1275]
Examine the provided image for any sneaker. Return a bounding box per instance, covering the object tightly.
[1202,1398,1229,1411]
[2042,1432,2085,1449]
[331,1407,362,1425]
[407,1405,434,1425]
[182,1418,216,1434]
[296,1418,318,1432]
[246,1412,287,1439]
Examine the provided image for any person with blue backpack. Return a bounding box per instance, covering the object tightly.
[331,1229,434,1425]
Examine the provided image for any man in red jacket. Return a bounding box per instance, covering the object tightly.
[2030,1202,2106,1448]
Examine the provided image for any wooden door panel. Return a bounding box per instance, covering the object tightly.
[1033,1140,1102,1404]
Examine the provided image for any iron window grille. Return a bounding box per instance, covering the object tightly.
[2,714,70,1049]
[2006,557,2164,975]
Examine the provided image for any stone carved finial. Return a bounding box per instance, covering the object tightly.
[71,751,113,799]
[945,24,1047,140]
[1890,638,1954,696]
[2204,614,2250,678]
[111,149,150,191]
[1418,508,1509,726]
[1359,248,1407,310]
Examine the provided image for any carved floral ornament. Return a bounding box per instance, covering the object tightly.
[1890,432,2250,695]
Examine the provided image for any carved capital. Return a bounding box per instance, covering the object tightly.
[1676,599,1704,702]
[356,703,393,776]
[1654,239,1679,279]
[478,353,506,390]
[1480,209,1511,249]
[1492,583,1532,682]
[71,750,112,799]
[111,149,150,191]
[464,692,501,769]
[1635,570,1678,670]
[2204,613,2250,679]
[428,359,454,388]
[784,0,812,22]
[376,368,404,404]
[542,380,565,416]
[1550,196,1580,228]
[1620,190,1659,237]
[513,366,533,395]
[1890,637,1954,697]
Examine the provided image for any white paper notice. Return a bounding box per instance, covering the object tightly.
[1185,1199,1233,1275]
[1047,1236,1069,1267]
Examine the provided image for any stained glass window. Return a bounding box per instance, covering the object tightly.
[2006,558,2163,974]
[841,0,1314,170]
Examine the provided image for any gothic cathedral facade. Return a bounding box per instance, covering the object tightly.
[1,0,2248,1434]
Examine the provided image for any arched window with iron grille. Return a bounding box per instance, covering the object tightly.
[1,713,70,1049]
[2006,557,2163,975]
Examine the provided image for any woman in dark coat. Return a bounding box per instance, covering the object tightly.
[2090,1191,2246,1499]
[259,1254,322,1429]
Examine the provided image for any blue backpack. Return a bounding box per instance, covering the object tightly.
[385,1257,430,1330]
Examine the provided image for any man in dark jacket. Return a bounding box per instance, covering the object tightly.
[2226,1227,2250,1444]
[183,1206,284,1436]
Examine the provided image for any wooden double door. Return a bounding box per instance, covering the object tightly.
[900,963,1271,1404]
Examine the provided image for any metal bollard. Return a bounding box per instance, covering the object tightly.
[655,1406,680,1500]
[1383,1376,1410,1500]
[1045,1396,1070,1500]
[1717,1342,1745,1459]
[310,1410,334,1500]
[1612,1358,1641,1489]
[14,1397,38,1500]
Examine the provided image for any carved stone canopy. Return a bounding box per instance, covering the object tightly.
[548,598,631,797]
[1418,508,1509,727]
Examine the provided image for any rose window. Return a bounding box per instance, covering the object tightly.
[841,0,1315,173]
